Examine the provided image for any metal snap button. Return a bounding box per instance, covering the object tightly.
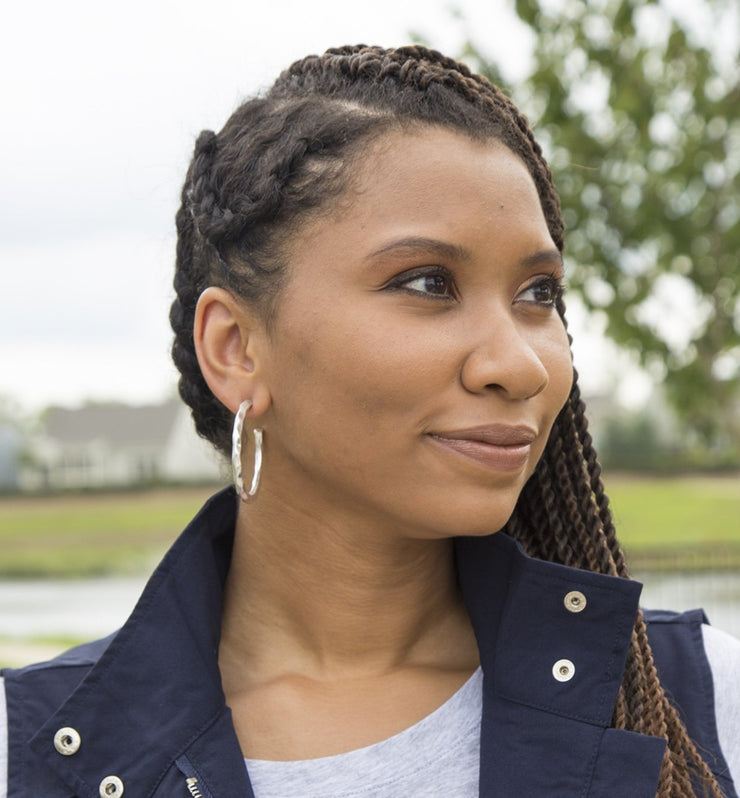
[99,775,124,797]
[552,658,576,682]
[53,727,81,755]
[564,590,587,613]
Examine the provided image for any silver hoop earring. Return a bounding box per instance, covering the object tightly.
[232,399,263,502]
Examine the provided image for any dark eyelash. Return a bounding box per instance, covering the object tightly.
[383,267,456,298]
[524,275,565,306]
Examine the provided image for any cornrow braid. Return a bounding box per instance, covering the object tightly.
[170,131,234,453]
[170,45,724,797]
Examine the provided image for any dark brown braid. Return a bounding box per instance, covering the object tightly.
[170,45,724,797]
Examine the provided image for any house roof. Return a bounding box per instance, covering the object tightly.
[43,399,183,448]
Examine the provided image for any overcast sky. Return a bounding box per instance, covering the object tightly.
[1,0,645,415]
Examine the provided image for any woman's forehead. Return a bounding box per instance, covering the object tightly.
[295,128,547,243]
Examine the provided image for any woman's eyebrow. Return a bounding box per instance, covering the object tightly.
[363,236,470,262]
[364,237,563,272]
[519,249,563,271]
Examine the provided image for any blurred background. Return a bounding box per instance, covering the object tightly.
[1,0,738,666]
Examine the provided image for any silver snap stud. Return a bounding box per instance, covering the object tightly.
[53,726,81,755]
[99,775,124,797]
[564,590,587,613]
[552,658,576,682]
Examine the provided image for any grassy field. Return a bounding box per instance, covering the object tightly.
[0,475,738,578]
[0,486,220,577]
[605,473,740,570]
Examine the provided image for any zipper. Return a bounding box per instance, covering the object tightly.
[176,755,215,798]
[186,777,204,798]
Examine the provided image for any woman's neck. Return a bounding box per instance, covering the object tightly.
[219,493,477,683]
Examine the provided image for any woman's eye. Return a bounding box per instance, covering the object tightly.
[517,276,563,306]
[387,269,456,299]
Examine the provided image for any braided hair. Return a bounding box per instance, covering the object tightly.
[170,45,723,797]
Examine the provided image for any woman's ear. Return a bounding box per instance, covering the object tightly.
[193,287,271,417]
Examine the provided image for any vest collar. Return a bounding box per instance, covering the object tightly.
[456,533,665,796]
[29,488,665,796]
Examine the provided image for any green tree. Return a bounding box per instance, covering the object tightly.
[459,0,739,448]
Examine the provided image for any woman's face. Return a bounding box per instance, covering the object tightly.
[256,127,573,539]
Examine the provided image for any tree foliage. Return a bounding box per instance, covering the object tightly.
[459,0,739,446]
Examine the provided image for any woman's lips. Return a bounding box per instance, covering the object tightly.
[427,425,537,472]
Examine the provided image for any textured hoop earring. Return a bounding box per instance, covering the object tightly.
[232,399,263,502]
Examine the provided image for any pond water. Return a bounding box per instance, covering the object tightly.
[0,576,148,639]
[635,571,740,639]
[1,571,739,642]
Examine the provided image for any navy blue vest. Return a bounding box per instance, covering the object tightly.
[3,489,736,797]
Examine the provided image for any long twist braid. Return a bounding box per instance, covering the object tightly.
[508,380,724,795]
[170,45,724,797]
[510,299,720,796]
[507,391,723,797]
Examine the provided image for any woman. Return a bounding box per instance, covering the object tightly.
[1,45,738,798]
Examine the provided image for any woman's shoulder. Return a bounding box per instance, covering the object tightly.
[1,634,115,739]
[1,634,116,798]
[702,623,740,784]
[1,677,6,798]
[643,607,740,684]
[643,607,739,715]
[644,608,740,788]
[701,621,740,673]
[1,633,114,682]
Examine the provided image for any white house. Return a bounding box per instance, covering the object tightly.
[20,399,225,491]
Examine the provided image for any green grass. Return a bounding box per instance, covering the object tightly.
[0,476,738,577]
[605,473,740,571]
[0,486,221,577]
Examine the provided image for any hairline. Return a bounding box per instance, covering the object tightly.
[242,118,542,335]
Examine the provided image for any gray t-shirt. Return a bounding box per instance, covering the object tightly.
[244,625,740,798]
[244,668,483,798]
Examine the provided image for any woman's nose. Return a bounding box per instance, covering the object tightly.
[459,316,550,400]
